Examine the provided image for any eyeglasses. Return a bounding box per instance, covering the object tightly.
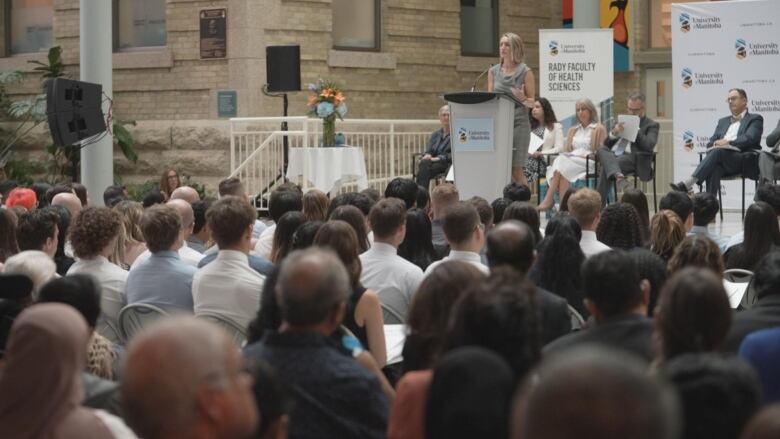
[726,96,743,102]
[167,175,179,180]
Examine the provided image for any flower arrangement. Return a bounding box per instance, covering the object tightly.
[307,79,347,147]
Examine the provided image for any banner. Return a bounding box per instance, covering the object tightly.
[539,29,614,131]
[672,0,780,208]
[600,0,631,72]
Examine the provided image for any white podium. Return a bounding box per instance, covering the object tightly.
[444,92,515,201]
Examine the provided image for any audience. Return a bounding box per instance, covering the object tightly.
[667,234,725,275]
[415,185,430,216]
[2,250,57,298]
[659,190,694,232]
[255,187,303,259]
[159,168,181,200]
[330,204,371,253]
[596,202,644,250]
[621,187,651,245]
[0,208,19,265]
[501,201,542,245]
[69,182,88,206]
[724,252,780,351]
[302,189,329,222]
[169,186,200,204]
[650,209,686,261]
[491,197,511,223]
[741,405,780,439]
[15,207,59,257]
[429,183,459,255]
[103,185,128,208]
[217,176,267,238]
[130,199,203,268]
[31,182,52,209]
[112,200,147,269]
[503,182,531,202]
[424,202,488,275]
[725,183,780,251]
[567,188,610,258]
[269,211,305,264]
[51,191,82,220]
[5,187,37,210]
[187,199,211,253]
[49,205,75,275]
[690,192,729,251]
[725,201,780,271]
[397,207,437,271]
[360,198,424,318]
[248,360,293,439]
[629,247,669,317]
[244,248,389,439]
[739,327,780,404]
[290,220,323,251]
[384,177,418,210]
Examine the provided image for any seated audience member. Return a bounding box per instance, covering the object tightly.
[385,177,418,210]
[654,268,732,364]
[126,204,196,312]
[741,405,780,439]
[327,191,374,218]
[67,207,127,342]
[467,195,494,263]
[291,221,323,251]
[3,250,57,298]
[650,210,686,262]
[49,205,75,275]
[513,346,680,439]
[690,192,729,251]
[544,251,655,362]
[667,235,725,275]
[726,183,780,251]
[429,183,459,254]
[426,347,516,439]
[739,327,780,404]
[187,200,211,253]
[112,201,147,267]
[485,220,571,343]
[416,105,451,190]
[415,185,431,216]
[131,200,202,268]
[558,186,579,212]
[4,187,37,211]
[44,184,74,206]
[31,182,52,209]
[38,275,117,380]
[218,177,267,238]
[503,182,532,202]
[269,211,305,264]
[315,220,386,366]
[567,188,610,258]
[123,317,258,439]
[141,189,165,208]
[424,202,488,275]
[51,192,82,220]
[502,201,543,245]
[102,185,128,208]
[724,253,780,351]
[249,360,293,439]
[362,187,382,205]
[0,180,18,204]
[15,207,59,257]
[725,201,780,271]
[243,248,389,439]
[621,188,652,244]
[629,248,669,317]
[659,190,694,232]
[0,304,137,438]
[69,182,88,206]
[595,202,644,250]
[397,207,437,271]
[388,369,431,439]
[0,208,20,265]
[491,197,511,223]
[330,204,371,253]
[169,185,200,204]
[302,189,329,222]
[403,261,484,373]
[255,187,303,259]
[194,196,265,329]
[360,198,424,318]
[663,353,761,439]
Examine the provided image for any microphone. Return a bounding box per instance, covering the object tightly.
[470,65,493,92]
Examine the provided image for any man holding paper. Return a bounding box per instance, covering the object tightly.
[596,93,659,205]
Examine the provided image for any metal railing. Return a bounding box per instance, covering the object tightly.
[229,117,439,210]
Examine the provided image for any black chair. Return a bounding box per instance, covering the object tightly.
[612,151,658,211]
[697,150,759,220]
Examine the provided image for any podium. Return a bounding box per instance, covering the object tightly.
[443,92,515,201]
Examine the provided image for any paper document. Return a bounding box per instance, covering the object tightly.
[384,324,407,365]
[617,115,640,142]
[528,132,544,154]
[723,280,748,308]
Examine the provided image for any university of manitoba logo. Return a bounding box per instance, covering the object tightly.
[683,130,695,151]
[549,41,559,56]
[679,12,691,33]
[681,68,694,88]
[736,39,748,59]
[458,127,468,143]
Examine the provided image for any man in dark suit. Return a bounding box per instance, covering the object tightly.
[485,220,571,344]
[672,88,764,194]
[416,105,451,189]
[758,118,780,186]
[597,93,659,205]
[723,252,780,352]
[544,250,654,363]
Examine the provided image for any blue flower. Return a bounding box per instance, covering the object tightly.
[336,103,347,117]
[308,83,318,92]
[317,102,335,118]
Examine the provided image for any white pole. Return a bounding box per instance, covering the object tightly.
[79,0,113,206]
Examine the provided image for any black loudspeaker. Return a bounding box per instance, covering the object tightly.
[46,78,107,146]
[266,45,301,92]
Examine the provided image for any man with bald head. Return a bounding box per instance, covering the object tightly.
[170,186,201,204]
[51,192,82,220]
[130,199,203,269]
[486,220,571,344]
[244,248,389,439]
[122,317,258,439]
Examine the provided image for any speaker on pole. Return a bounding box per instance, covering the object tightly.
[266,45,301,92]
[45,78,106,146]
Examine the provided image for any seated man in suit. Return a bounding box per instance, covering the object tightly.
[596,92,659,205]
[416,105,451,189]
[758,118,780,186]
[672,88,763,194]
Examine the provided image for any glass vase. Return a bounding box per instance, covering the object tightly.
[322,115,336,147]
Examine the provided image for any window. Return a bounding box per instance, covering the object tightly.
[461,0,498,56]
[332,0,380,51]
[649,0,721,48]
[8,0,53,55]
[114,0,166,51]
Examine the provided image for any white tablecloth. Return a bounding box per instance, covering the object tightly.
[286,147,368,194]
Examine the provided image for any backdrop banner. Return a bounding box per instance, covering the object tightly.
[539,29,614,131]
[672,0,780,208]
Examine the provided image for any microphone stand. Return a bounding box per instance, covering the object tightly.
[470,65,493,92]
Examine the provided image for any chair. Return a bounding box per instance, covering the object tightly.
[697,150,759,220]
[381,302,405,325]
[197,312,248,346]
[118,303,169,341]
[96,316,122,345]
[567,304,586,331]
[411,152,448,190]
[612,151,658,211]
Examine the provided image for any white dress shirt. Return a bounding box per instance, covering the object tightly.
[579,230,611,258]
[130,241,203,271]
[253,224,276,260]
[192,250,265,329]
[67,256,128,332]
[724,109,747,142]
[424,250,490,276]
[359,242,424,317]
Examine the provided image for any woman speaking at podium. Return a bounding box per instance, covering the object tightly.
[487,32,536,186]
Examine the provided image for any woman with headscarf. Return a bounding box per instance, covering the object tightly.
[0,303,137,438]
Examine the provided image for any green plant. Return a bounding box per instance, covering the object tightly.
[125,179,160,202]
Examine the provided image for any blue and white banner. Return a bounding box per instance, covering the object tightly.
[673,0,780,208]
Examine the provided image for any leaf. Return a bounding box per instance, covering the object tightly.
[113,120,138,163]
[0,71,23,85]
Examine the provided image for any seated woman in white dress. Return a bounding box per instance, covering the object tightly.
[537,98,607,211]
